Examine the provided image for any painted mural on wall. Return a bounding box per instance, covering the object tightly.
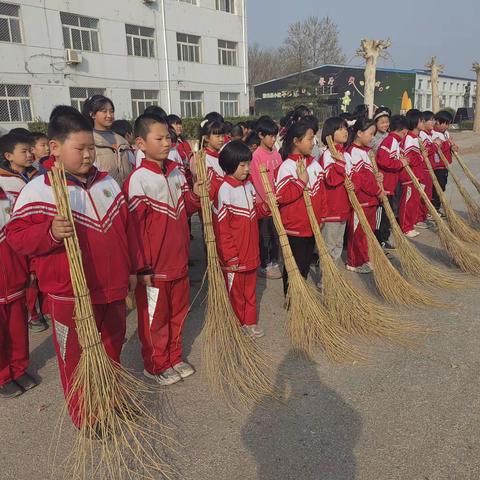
[254,65,416,120]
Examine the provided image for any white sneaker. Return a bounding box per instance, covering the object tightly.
[173,361,195,379]
[416,221,428,229]
[404,230,420,238]
[143,367,182,386]
[346,263,373,274]
[242,324,265,339]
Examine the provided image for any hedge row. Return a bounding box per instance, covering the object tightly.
[28,116,258,140]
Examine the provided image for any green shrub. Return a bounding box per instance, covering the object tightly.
[181,116,257,140]
[28,118,48,134]
[459,120,474,130]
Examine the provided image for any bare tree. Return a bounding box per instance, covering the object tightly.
[426,56,444,113]
[472,62,480,132]
[248,43,283,87]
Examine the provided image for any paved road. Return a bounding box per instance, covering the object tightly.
[2,153,480,480]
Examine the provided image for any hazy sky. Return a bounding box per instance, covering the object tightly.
[247,0,479,79]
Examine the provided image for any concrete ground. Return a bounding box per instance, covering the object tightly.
[2,133,480,480]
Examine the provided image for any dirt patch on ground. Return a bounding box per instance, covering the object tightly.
[451,130,480,155]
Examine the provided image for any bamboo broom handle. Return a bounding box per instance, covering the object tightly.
[453,151,480,194]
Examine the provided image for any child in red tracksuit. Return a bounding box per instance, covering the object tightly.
[418,110,437,227]
[346,119,384,273]
[319,117,352,262]
[276,119,327,295]
[375,115,409,249]
[213,140,267,339]
[6,108,140,425]
[0,186,36,399]
[0,133,47,333]
[124,114,201,386]
[199,119,225,198]
[399,109,426,238]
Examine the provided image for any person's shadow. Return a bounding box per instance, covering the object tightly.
[241,351,361,480]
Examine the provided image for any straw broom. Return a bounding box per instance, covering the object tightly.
[434,145,480,225]
[368,151,466,289]
[48,163,174,480]
[326,137,441,307]
[195,148,275,407]
[297,158,421,343]
[419,139,480,244]
[258,164,361,361]
[453,150,480,196]
[404,163,480,275]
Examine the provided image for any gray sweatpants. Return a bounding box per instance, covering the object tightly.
[322,221,347,262]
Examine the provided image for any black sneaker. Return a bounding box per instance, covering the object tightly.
[381,241,396,251]
[0,381,24,399]
[14,373,37,392]
[28,319,48,333]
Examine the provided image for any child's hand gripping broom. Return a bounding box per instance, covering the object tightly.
[452,150,480,196]
[325,136,442,307]
[419,138,480,244]
[403,162,480,276]
[432,143,480,225]
[258,164,361,361]
[48,163,174,480]
[296,158,422,343]
[194,148,274,408]
[368,151,466,289]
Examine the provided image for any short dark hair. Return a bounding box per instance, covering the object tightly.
[50,105,80,121]
[204,111,224,123]
[321,116,348,145]
[199,120,225,143]
[48,109,93,142]
[390,114,408,132]
[82,95,114,126]
[134,113,169,140]
[256,117,279,137]
[111,119,133,138]
[303,115,319,134]
[405,109,424,130]
[347,117,376,148]
[219,140,252,174]
[0,133,31,161]
[230,124,244,138]
[435,110,454,125]
[280,119,315,160]
[9,127,30,135]
[166,114,182,126]
[143,105,167,120]
[245,132,260,148]
[422,110,435,122]
[29,131,48,144]
[246,120,257,130]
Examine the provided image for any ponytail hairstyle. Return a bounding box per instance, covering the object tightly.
[82,95,114,126]
[346,117,376,148]
[280,105,313,141]
[279,119,313,160]
[320,116,349,146]
[405,109,425,131]
[198,118,226,145]
[352,103,369,121]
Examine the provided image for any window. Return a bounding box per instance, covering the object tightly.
[131,89,158,118]
[216,0,235,13]
[427,80,431,89]
[442,81,447,91]
[177,0,197,4]
[126,24,155,58]
[0,2,21,43]
[218,39,237,66]
[417,79,423,90]
[70,87,104,111]
[416,94,423,110]
[426,94,432,109]
[0,84,32,122]
[220,92,239,117]
[450,82,453,91]
[61,12,99,52]
[176,33,200,62]
[180,91,203,118]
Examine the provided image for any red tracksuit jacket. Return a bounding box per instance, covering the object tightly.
[432,129,453,167]
[419,130,437,169]
[213,175,266,271]
[0,187,28,304]
[276,154,327,236]
[205,149,224,199]
[376,132,404,195]
[6,164,140,304]
[124,159,200,284]
[0,165,38,201]
[401,132,424,185]
[320,145,352,222]
[347,144,381,207]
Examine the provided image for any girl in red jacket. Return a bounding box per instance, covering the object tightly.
[6,108,140,425]
[320,117,351,262]
[213,141,268,339]
[124,114,201,386]
[346,118,384,273]
[276,119,327,295]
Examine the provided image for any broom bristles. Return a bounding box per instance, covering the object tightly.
[296,159,424,343]
[194,147,275,408]
[404,164,480,276]
[419,139,480,245]
[48,164,175,480]
[453,150,480,196]
[368,152,467,289]
[259,164,362,361]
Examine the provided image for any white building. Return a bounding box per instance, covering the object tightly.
[0,0,249,132]
[414,70,476,112]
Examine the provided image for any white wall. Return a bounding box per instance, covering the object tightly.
[0,0,249,131]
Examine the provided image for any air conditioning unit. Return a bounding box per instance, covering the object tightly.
[65,49,82,65]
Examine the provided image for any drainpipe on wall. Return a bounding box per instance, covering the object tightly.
[241,0,248,113]
[160,0,172,113]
